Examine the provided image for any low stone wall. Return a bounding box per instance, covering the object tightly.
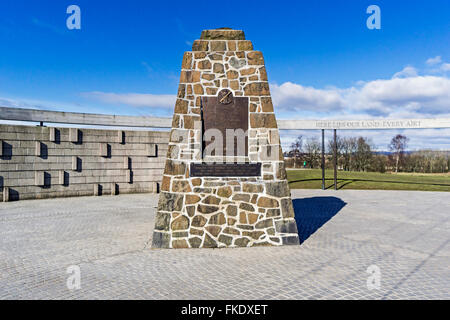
[0,124,169,201]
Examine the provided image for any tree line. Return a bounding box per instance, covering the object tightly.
[285,134,449,174]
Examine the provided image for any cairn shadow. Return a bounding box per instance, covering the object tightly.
[293,196,347,243]
[290,178,450,189]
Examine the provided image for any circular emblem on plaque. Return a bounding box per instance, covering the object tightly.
[218,89,233,105]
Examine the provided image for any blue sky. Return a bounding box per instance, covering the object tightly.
[1,0,450,150]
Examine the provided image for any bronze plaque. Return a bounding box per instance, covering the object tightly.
[202,93,249,156]
[190,163,261,177]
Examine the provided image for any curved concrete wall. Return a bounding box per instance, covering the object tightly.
[0,124,169,201]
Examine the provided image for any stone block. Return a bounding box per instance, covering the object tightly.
[257,197,279,208]
[100,143,110,157]
[123,156,130,169]
[172,239,189,248]
[198,60,212,69]
[188,237,202,248]
[226,205,238,216]
[237,40,253,51]
[147,144,157,157]
[118,131,125,144]
[242,183,263,193]
[192,40,209,51]
[203,195,221,205]
[203,233,218,248]
[255,219,273,229]
[209,213,226,225]
[93,184,102,196]
[35,171,44,187]
[275,220,298,234]
[174,99,189,114]
[152,231,171,248]
[192,215,207,227]
[210,41,226,51]
[282,235,300,246]
[171,215,190,231]
[111,183,118,196]
[244,82,270,96]
[239,202,255,212]
[172,180,191,192]
[164,160,186,176]
[3,187,9,202]
[250,113,277,128]
[218,234,233,245]
[71,156,79,171]
[180,70,201,83]
[198,204,219,214]
[69,128,79,143]
[49,127,57,142]
[181,52,193,69]
[217,186,232,198]
[158,192,184,212]
[186,194,201,204]
[261,97,274,112]
[265,181,290,198]
[125,170,132,184]
[58,170,66,186]
[280,198,295,218]
[152,182,160,194]
[34,141,41,157]
[247,51,264,65]
[234,237,250,247]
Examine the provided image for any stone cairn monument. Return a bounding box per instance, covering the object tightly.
[152,28,300,248]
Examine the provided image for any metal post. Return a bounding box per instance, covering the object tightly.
[333,129,337,190]
[321,129,325,190]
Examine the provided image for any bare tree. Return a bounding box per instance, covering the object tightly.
[404,150,449,173]
[370,154,387,173]
[303,137,321,169]
[389,134,409,173]
[354,137,373,172]
[341,137,358,171]
[290,135,303,168]
[327,136,344,169]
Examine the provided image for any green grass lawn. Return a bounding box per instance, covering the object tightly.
[287,169,450,192]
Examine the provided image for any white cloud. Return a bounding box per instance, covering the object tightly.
[426,56,442,65]
[353,76,450,115]
[0,95,126,115]
[441,63,450,72]
[82,91,176,108]
[0,97,46,110]
[272,74,450,119]
[271,82,344,112]
[392,66,418,79]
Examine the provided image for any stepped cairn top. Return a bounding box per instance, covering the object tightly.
[200,28,246,40]
[193,28,253,52]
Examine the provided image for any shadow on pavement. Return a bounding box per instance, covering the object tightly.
[290,178,450,189]
[293,197,347,243]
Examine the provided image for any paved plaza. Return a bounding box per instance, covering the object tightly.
[0,190,448,299]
